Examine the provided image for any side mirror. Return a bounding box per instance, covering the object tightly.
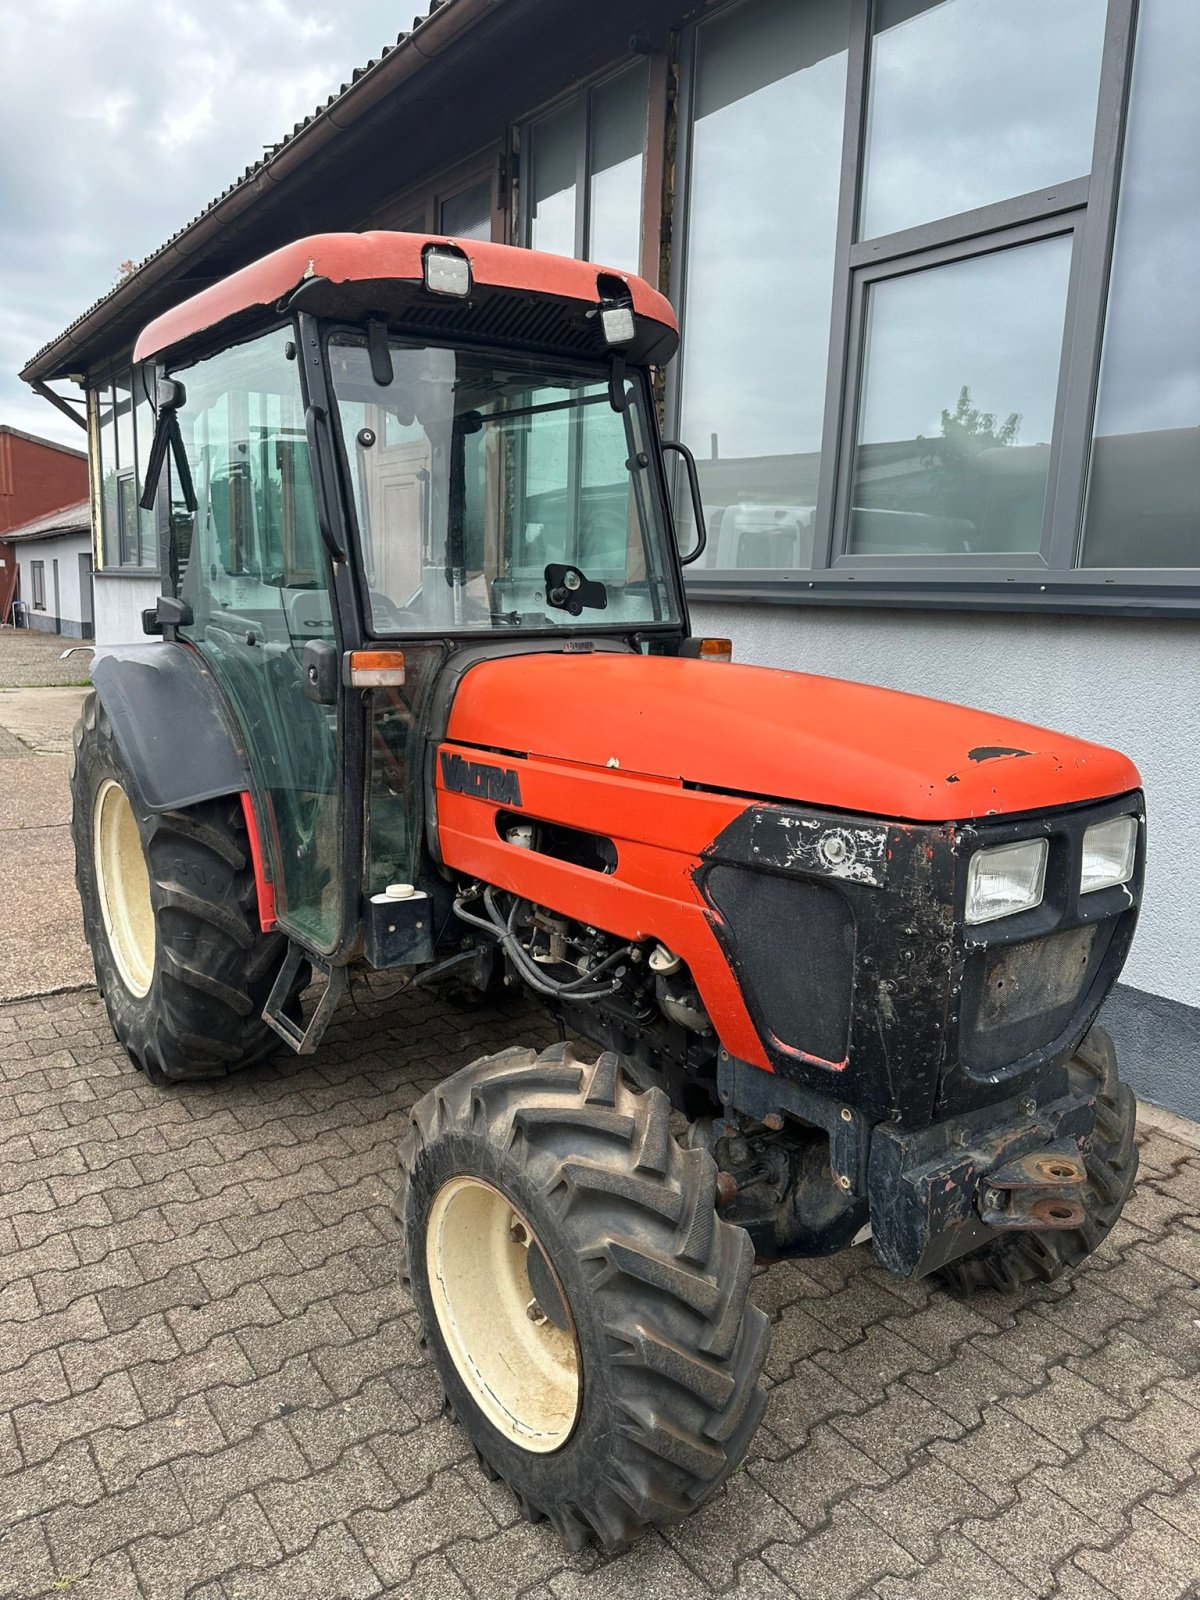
[661,439,708,566]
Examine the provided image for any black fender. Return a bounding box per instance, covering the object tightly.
[90,643,249,813]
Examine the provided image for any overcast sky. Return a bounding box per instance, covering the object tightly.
[0,0,411,448]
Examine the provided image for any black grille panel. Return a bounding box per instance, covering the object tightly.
[705,864,855,1067]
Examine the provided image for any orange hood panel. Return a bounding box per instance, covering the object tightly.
[445,653,1140,822]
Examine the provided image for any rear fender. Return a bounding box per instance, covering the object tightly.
[90,643,249,813]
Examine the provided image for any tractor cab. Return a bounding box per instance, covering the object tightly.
[129,233,697,971]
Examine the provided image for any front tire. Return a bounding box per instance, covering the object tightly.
[71,691,299,1083]
[397,1043,770,1550]
[939,1026,1138,1295]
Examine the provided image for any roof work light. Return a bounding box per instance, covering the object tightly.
[423,246,472,297]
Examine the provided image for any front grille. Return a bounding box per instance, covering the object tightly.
[704,863,855,1067]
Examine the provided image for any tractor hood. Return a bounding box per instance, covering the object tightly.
[444,652,1140,823]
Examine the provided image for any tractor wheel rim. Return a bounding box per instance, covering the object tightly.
[93,778,155,998]
[426,1176,580,1452]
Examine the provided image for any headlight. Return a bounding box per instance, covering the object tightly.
[1081,815,1137,895]
[965,838,1048,925]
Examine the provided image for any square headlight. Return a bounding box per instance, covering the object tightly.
[965,837,1048,925]
[1081,815,1137,895]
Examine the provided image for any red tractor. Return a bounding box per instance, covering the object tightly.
[72,232,1142,1548]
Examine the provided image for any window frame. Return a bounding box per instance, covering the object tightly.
[669,0,1200,614]
[29,559,45,610]
[87,361,166,576]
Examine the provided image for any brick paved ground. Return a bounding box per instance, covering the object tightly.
[1,981,1198,1600]
[0,630,91,691]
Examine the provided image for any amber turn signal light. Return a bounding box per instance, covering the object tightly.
[696,637,732,662]
[348,650,406,687]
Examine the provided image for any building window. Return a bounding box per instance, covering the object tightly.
[524,62,649,274]
[672,0,1194,611]
[91,364,161,571]
[673,0,851,567]
[1079,0,1200,569]
[30,560,45,610]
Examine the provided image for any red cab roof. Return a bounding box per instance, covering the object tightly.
[133,232,678,366]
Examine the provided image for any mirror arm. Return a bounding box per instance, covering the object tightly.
[661,439,708,566]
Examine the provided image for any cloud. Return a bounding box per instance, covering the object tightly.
[0,0,410,446]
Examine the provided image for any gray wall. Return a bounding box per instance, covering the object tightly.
[94,571,159,649]
[693,601,1200,1114]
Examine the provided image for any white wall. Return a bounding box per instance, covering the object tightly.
[692,602,1200,1010]
[94,572,160,648]
[15,533,93,634]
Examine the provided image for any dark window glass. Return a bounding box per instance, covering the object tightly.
[440,178,492,241]
[30,561,45,609]
[93,386,118,567]
[329,336,679,634]
[1080,0,1200,570]
[527,66,648,271]
[133,365,157,566]
[588,66,647,272]
[847,236,1073,556]
[173,329,339,950]
[678,0,850,570]
[860,0,1107,240]
[528,102,579,258]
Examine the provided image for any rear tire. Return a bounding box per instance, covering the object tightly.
[71,691,301,1083]
[938,1027,1137,1295]
[397,1042,770,1551]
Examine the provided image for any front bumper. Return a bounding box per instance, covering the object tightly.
[868,1078,1095,1278]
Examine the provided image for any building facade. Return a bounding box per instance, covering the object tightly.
[5,500,94,637]
[21,0,1199,1110]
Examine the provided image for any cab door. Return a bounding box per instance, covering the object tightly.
[171,327,343,953]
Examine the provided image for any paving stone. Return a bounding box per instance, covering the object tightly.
[31,1246,143,1315]
[43,1464,191,1572]
[221,1521,384,1599]
[1,978,1197,1600]
[164,1282,282,1354]
[353,1468,498,1586]
[0,1520,57,1599]
[310,1316,423,1399]
[905,1337,1039,1427]
[832,1381,965,1474]
[258,1439,397,1552]
[874,1530,1040,1600]
[929,1405,1070,1506]
[748,1420,889,1530]
[130,1333,258,1420]
[1004,1367,1132,1452]
[91,1392,227,1491]
[15,1371,145,1464]
[850,1450,993,1561]
[1034,1430,1176,1539]
[61,1311,177,1392]
[5,1438,105,1522]
[1075,1505,1200,1600]
[235,1297,355,1378]
[1102,1387,1200,1481]
[762,1501,918,1598]
[663,1467,806,1587]
[760,1358,863,1448]
[448,1510,588,1600]
[207,1352,337,1443]
[131,1492,284,1600]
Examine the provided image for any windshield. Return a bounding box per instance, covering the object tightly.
[328,333,681,634]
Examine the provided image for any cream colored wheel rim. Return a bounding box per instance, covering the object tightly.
[93,778,155,998]
[426,1177,580,1452]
